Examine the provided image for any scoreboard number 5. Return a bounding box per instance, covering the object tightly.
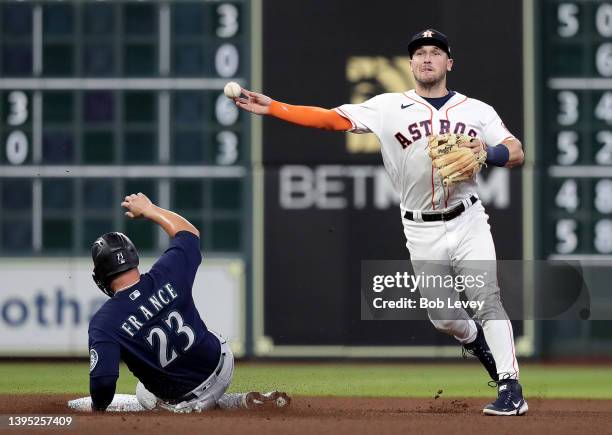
[557,131,579,165]
[558,3,580,37]
[5,91,29,165]
[556,219,578,254]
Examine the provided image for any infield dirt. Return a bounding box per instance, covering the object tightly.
[1,395,610,435]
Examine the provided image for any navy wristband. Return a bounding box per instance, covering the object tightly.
[485,144,510,167]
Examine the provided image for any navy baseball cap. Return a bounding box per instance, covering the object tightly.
[408,29,452,58]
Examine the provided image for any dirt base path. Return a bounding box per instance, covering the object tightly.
[1,395,610,435]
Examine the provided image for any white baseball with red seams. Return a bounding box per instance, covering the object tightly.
[334,89,519,379]
[224,81,242,99]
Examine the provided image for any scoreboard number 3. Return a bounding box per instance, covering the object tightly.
[557,91,579,126]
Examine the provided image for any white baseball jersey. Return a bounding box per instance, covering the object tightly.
[335,89,515,211]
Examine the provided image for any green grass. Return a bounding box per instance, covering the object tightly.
[1,362,611,399]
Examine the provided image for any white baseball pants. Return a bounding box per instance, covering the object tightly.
[401,199,519,379]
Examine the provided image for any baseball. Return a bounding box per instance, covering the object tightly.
[224,81,242,99]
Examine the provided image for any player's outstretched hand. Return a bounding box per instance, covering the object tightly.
[121,192,153,219]
[459,138,486,156]
[234,88,272,115]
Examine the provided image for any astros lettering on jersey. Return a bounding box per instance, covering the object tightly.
[335,90,514,211]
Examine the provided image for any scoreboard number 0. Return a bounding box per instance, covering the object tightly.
[215,43,239,78]
[596,3,612,37]
[6,131,28,165]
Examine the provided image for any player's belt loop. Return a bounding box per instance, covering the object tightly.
[412,210,424,223]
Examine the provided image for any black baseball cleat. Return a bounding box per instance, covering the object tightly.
[483,379,528,416]
[462,322,498,382]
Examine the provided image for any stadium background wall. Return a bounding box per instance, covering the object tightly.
[258,0,526,356]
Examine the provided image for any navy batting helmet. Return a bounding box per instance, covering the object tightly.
[91,232,139,297]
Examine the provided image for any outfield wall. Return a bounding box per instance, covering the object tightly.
[0,259,246,357]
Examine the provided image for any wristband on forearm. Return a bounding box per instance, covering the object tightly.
[485,144,510,167]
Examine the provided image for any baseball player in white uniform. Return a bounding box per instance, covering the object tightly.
[233,29,527,416]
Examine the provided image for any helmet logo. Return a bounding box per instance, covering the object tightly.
[116,252,126,264]
[423,30,434,38]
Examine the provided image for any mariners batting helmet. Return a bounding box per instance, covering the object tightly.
[91,232,139,297]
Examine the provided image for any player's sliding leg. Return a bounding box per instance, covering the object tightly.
[137,376,291,412]
[136,387,291,412]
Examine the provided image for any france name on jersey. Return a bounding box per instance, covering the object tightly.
[335,89,515,211]
[88,231,221,402]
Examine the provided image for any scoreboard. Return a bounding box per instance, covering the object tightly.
[0,0,252,256]
[540,0,612,259]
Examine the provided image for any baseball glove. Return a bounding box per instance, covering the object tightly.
[428,133,487,186]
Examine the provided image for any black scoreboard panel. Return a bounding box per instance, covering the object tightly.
[0,1,250,256]
[540,0,612,259]
[536,0,612,355]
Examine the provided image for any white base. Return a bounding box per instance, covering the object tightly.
[67,394,146,412]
